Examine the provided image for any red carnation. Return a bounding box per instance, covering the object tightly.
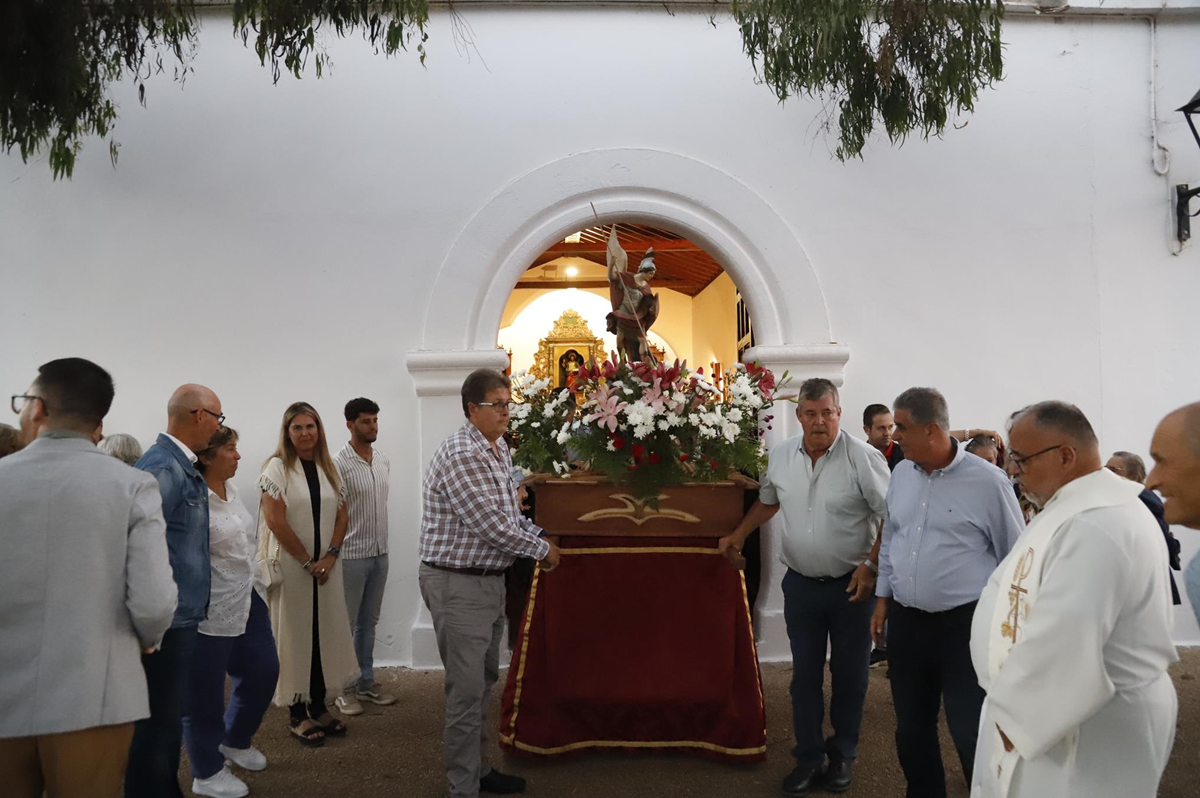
[710,460,718,469]
[613,437,626,450]
[627,464,639,471]
[631,444,645,460]
[648,452,661,465]
[679,453,690,462]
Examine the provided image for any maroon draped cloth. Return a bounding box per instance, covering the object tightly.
[499,536,766,761]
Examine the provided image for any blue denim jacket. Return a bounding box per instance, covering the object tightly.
[136,434,210,627]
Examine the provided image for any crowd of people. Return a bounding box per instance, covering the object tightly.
[0,359,397,798]
[2,356,1200,798]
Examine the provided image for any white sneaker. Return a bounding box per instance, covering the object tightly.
[192,764,249,798]
[219,743,267,771]
[356,684,397,706]
[336,693,364,716]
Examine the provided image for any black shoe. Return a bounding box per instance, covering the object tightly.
[822,760,854,793]
[781,764,822,796]
[480,769,527,795]
[869,647,888,668]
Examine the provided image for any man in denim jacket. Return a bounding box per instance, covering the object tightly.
[127,384,224,798]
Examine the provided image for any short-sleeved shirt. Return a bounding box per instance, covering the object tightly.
[200,482,258,637]
[335,444,390,559]
[760,429,891,578]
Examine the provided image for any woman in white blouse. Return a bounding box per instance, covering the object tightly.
[182,427,280,798]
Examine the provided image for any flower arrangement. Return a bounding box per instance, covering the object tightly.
[509,356,786,503]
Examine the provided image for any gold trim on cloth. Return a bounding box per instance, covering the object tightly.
[501,546,766,757]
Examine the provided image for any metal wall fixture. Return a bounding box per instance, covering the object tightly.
[1176,89,1200,243]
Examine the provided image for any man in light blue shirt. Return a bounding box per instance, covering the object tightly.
[871,387,1024,798]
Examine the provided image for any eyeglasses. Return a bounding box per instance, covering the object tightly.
[1006,445,1062,474]
[191,408,226,425]
[474,402,511,413]
[10,394,42,414]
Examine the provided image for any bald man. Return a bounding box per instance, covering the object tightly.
[1148,402,1200,632]
[127,384,224,798]
[970,401,1177,798]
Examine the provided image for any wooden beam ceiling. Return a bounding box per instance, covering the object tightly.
[520,223,725,298]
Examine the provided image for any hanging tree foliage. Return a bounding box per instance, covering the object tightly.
[731,0,1005,160]
[0,0,429,179]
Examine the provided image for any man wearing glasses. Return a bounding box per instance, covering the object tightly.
[419,369,560,798]
[0,360,178,798]
[970,402,1176,798]
[871,387,1024,798]
[126,384,224,798]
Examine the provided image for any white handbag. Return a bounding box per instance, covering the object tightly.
[260,535,283,591]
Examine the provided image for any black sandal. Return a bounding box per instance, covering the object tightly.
[313,713,348,737]
[290,719,326,747]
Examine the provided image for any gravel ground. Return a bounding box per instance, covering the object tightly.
[183,648,1200,797]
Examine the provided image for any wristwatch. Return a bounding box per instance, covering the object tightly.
[327,546,341,559]
[864,559,878,574]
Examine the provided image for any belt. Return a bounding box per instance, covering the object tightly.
[422,561,506,578]
[790,568,856,583]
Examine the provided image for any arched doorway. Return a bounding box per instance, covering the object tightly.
[407,148,850,666]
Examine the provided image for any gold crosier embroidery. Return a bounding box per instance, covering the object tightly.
[1000,547,1035,644]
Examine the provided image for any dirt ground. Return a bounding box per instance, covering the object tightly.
[183,649,1200,797]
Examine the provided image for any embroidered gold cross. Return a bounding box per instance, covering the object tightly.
[1000,547,1034,644]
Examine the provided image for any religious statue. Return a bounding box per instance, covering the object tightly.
[605,226,659,364]
[558,349,583,389]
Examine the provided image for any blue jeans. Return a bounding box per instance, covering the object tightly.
[342,554,389,688]
[125,624,199,798]
[182,592,279,779]
[782,568,873,768]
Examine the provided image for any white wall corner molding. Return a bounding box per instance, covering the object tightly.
[741,344,852,388]
[405,348,511,396]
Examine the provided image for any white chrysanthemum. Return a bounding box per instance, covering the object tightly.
[700,425,718,439]
[657,420,671,431]
[624,401,656,430]
[633,424,654,439]
[531,422,541,428]
[722,422,740,442]
[606,439,617,452]
[727,408,745,423]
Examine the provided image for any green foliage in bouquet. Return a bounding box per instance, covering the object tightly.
[509,356,787,505]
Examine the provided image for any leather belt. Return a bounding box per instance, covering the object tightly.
[422,560,506,578]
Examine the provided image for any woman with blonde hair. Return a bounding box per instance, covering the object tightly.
[258,402,358,746]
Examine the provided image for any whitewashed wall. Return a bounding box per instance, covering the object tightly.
[2,6,1199,662]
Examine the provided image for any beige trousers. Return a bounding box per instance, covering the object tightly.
[0,722,135,798]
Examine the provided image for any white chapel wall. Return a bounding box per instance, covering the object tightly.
[2,7,1199,659]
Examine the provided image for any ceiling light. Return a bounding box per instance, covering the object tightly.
[564,232,582,244]
[565,266,579,277]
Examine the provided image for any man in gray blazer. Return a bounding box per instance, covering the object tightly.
[0,357,177,798]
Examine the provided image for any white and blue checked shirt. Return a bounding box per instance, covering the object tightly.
[419,423,549,570]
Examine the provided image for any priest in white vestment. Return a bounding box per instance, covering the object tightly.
[970,401,1178,798]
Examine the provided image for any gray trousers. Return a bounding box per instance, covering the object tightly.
[418,564,505,798]
[342,554,389,689]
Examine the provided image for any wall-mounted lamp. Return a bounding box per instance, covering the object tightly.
[565,266,579,278]
[1176,88,1200,243]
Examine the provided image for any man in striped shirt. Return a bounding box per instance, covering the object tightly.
[334,397,396,716]
[420,369,560,798]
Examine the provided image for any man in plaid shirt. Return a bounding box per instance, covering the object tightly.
[419,369,560,798]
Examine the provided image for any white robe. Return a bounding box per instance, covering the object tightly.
[970,502,1178,798]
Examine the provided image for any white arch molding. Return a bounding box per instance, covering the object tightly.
[405,148,850,666]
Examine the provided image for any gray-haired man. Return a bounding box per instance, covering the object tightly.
[871,387,1024,798]
[720,378,890,795]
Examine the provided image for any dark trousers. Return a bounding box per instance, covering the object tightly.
[782,569,873,767]
[290,578,327,726]
[182,592,279,779]
[887,599,985,798]
[125,624,199,798]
